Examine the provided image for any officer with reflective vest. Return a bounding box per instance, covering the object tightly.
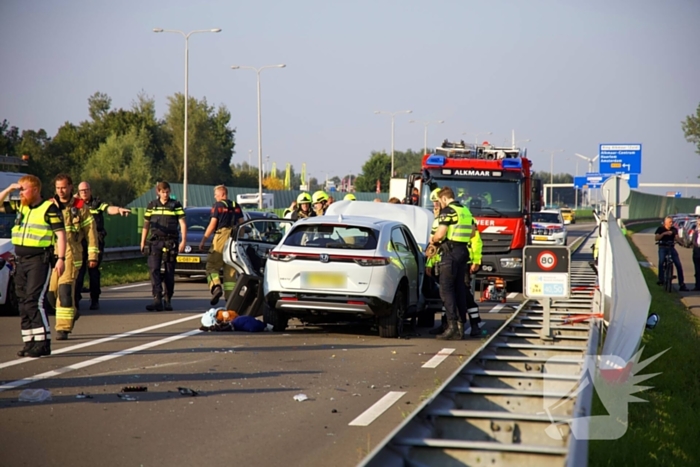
[291,193,316,220]
[140,181,186,311]
[48,174,99,340]
[0,175,67,358]
[74,181,131,311]
[199,185,243,306]
[312,190,329,216]
[429,186,478,340]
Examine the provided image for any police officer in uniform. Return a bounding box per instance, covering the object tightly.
[312,190,329,216]
[199,185,243,305]
[0,175,66,357]
[49,174,99,340]
[74,181,131,310]
[429,186,478,340]
[140,182,186,311]
[291,193,315,220]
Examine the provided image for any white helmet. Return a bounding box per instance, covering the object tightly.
[201,307,225,328]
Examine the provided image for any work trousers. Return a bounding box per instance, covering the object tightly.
[658,247,684,285]
[15,254,52,342]
[49,244,79,332]
[205,228,236,300]
[693,248,700,289]
[438,243,473,325]
[148,239,176,300]
[464,269,481,324]
[76,238,105,303]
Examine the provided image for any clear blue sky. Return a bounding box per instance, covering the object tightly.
[1,0,699,197]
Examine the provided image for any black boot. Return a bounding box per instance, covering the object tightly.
[163,296,173,311]
[146,295,163,312]
[17,341,34,357]
[436,320,461,340]
[428,314,447,335]
[457,321,465,337]
[210,285,223,306]
[26,340,51,358]
[90,299,99,310]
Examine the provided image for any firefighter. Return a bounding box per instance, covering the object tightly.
[429,186,478,340]
[140,181,186,311]
[74,181,131,311]
[48,174,99,340]
[200,185,244,305]
[291,193,315,220]
[344,193,356,201]
[312,190,329,216]
[0,175,66,357]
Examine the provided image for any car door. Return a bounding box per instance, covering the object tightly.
[223,219,292,276]
[401,226,425,304]
[390,227,419,307]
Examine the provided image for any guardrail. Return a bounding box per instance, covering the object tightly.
[103,246,142,262]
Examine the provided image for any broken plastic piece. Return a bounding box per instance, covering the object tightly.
[293,393,309,402]
[19,389,51,402]
[76,392,93,399]
[117,393,137,401]
[178,387,198,396]
[122,386,148,392]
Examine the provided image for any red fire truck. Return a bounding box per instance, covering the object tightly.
[407,140,543,290]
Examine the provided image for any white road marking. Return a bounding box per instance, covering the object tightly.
[507,292,518,299]
[109,282,150,290]
[422,348,456,369]
[0,314,201,371]
[349,391,407,426]
[0,329,202,392]
[489,304,506,313]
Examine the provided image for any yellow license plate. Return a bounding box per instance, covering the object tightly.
[301,272,347,289]
[176,256,200,263]
[534,236,549,241]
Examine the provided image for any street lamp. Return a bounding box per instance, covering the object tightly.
[374,110,412,177]
[542,149,565,206]
[409,119,444,154]
[153,27,221,208]
[462,131,493,145]
[231,64,286,209]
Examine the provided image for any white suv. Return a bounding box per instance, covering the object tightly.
[223,201,435,337]
[530,209,567,245]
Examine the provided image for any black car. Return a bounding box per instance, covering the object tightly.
[173,207,278,277]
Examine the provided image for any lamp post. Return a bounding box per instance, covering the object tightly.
[231,64,286,209]
[409,119,444,153]
[542,149,565,206]
[153,27,221,208]
[374,110,412,177]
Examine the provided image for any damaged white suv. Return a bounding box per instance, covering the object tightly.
[223,201,434,337]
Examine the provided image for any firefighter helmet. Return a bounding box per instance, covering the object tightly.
[344,193,356,201]
[297,192,312,204]
[430,188,441,202]
[312,190,329,204]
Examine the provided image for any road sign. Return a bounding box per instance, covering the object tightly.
[599,144,642,175]
[573,176,587,189]
[523,246,570,300]
[618,173,638,189]
[675,192,682,198]
[584,172,606,189]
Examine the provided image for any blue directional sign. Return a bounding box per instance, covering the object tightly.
[584,172,606,189]
[573,176,587,189]
[675,192,681,198]
[619,173,639,189]
[599,144,642,175]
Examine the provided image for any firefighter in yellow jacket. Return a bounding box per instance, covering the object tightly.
[49,174,99,340]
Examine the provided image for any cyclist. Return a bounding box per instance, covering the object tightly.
[655,216,688,291]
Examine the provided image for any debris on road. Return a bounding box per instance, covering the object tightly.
[117,394,137,401]
[293,394,309,402]
[18,389,51,402]
[76,392,93,399]
[177,387,198,396]
[122,386,148,392]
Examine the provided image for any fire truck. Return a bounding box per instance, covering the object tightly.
[407,139,543,289]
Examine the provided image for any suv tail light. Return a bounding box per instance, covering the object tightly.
[353,256,390,267]
[269,251,296,262]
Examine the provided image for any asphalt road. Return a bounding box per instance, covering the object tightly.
[0,223,595,467]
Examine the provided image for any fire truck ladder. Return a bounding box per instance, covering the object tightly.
[359,233,599,467]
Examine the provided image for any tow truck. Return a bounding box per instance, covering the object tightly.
[406,139,543,290]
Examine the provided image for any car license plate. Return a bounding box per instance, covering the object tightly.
[534,236,549,241]
[176,256,200,263]
[301,272,346,289]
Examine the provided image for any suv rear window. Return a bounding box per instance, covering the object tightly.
[532,213,562,223]
[284,224,379,249]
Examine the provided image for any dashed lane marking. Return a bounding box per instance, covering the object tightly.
[421,348,456,369]
[349,391,407,426]
[109,282,150,290]
[489,303,506,313]
[507,292,518,299]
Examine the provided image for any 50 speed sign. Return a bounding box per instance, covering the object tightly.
[536,251,558,271]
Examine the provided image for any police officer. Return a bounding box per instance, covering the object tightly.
[74,181,131,310]
[140,182,186,311]
[291,193,315,220]
[464,218,484,337]
[0,175,66,357]
[426,188,446,335]
[312,190,329,216]
[429,186,477,340]
[49,174,99,340]
[199,185,243,305]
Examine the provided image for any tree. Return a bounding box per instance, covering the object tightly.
[263,176,284,190]
[0,120,21,156]
[354,152,391,192]
[392,149,423,178]
[682,103,700,159]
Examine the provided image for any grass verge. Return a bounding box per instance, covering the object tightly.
[77,257,151,288]
[587,233,700,467]
[625,220,662,234]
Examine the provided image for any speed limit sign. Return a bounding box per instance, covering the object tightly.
[536,251,558,271]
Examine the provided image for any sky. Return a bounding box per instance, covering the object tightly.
[1,0,699,197]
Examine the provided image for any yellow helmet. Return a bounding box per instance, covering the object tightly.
[430,188,441,202]
[297,192,312,204]
[312,190,329,204]
[344,193,356,201]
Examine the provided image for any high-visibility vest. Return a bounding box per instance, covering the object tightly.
[445,203,474,243]
[11,200,54,248]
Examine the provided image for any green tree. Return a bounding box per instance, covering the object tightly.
[392,149,423,178]
[682,103,700,159]
[354,151,391,192]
